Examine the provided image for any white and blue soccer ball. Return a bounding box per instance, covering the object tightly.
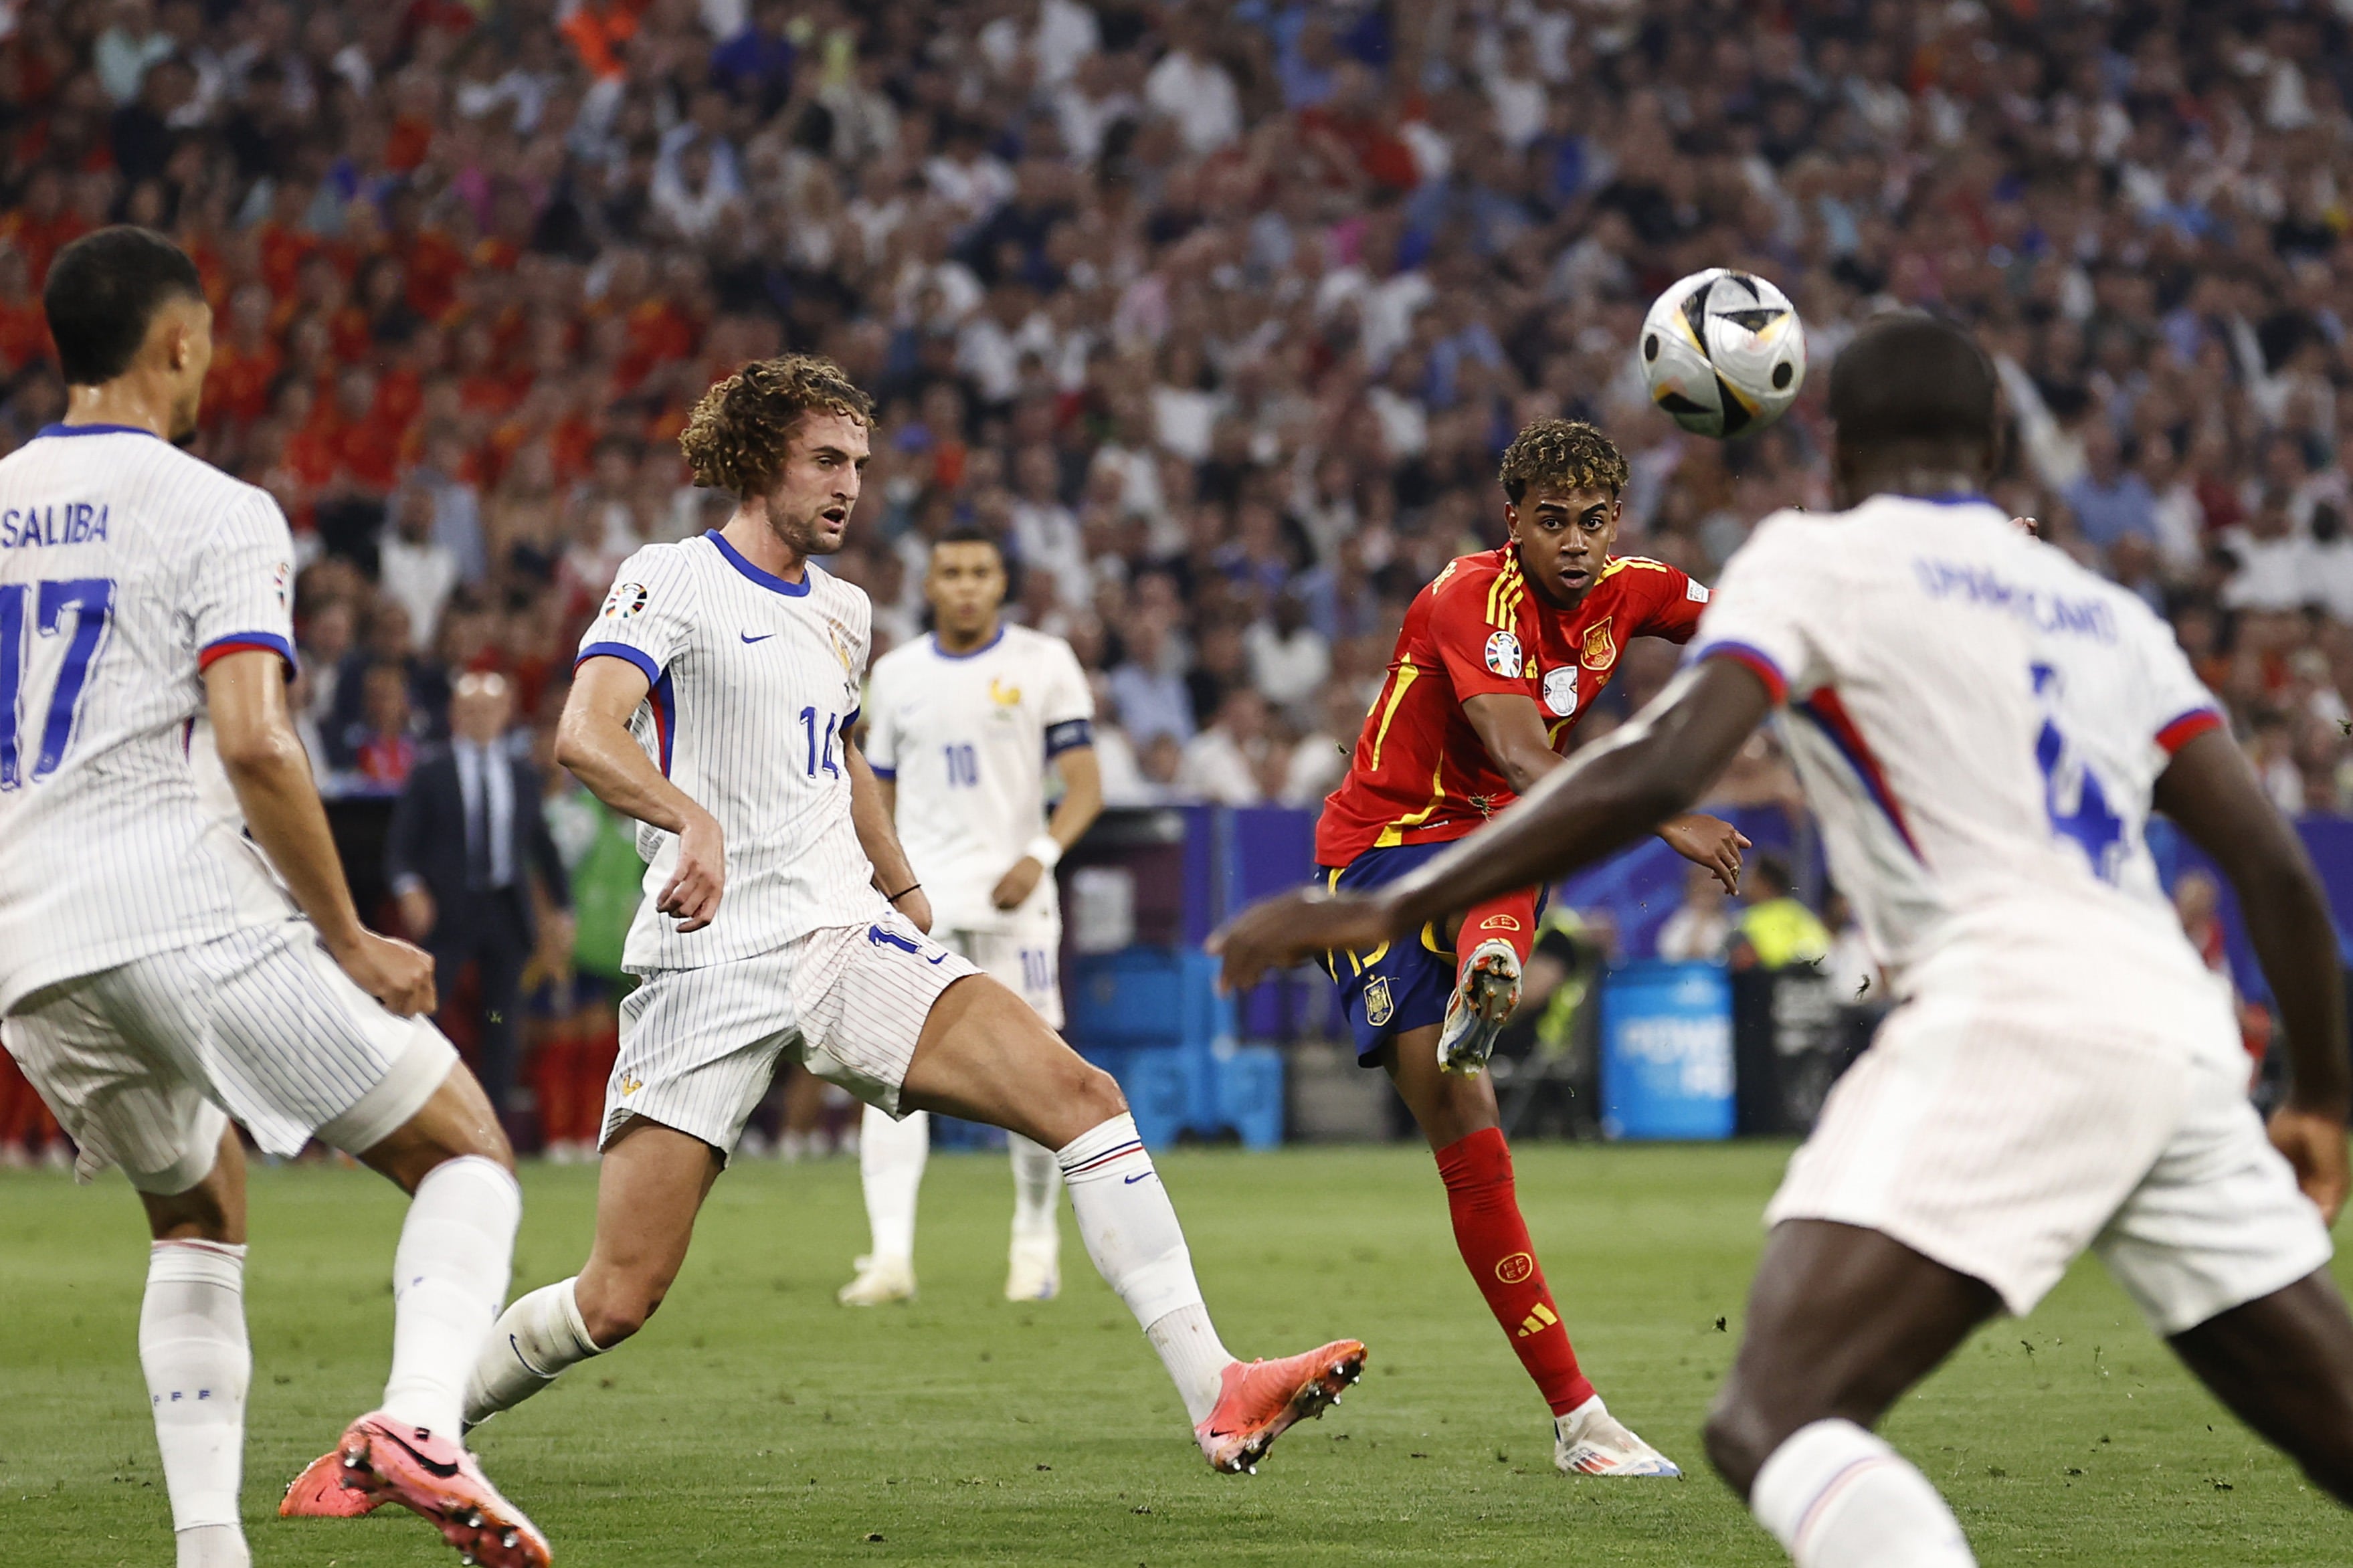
[1638,268,1807,439]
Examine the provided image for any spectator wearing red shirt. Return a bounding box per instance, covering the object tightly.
[0,243,50,374]
[0,165,89,286]
[201,283,282,428]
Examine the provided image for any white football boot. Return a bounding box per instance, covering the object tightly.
[1436,937,1522,1075]
[837,1254,916,1306]
[1554,1395,1682,1476]
[1004,1235,1060,1302]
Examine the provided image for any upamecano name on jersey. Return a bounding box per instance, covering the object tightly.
[1911,558,2117,642]
[2,502,111,549]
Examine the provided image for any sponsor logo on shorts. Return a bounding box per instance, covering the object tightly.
[868,924,942,962]
[1363,975,1395,1027]
[1495,1251,1535,1285]
[1479,914,1522,932]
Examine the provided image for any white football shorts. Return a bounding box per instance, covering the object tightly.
[1767,981,2332,1335]
[603,909,979,1158]
[1,920,457,1194]
[938,918,1063,1030]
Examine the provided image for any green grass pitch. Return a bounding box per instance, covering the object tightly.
[7,1141,2353,1566]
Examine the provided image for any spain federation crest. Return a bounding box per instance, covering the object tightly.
[1580,617,1617,672]
[1362,975,1395,1027]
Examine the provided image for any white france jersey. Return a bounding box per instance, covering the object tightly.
[577,530,881,972]
[1690,494,2224,1006]
[863,625,1094,933]
[0,424,300,1015]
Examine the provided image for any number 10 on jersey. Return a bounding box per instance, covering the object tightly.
[0,577,116,789]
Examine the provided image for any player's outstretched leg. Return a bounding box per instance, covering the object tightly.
[841,1103,926,1304]
[280,1065,545,1568]
[1380,1026,1677,1476]
[1436,891,1539,1075]
[1005,1133,1063,1301]
[2166,1269,2353,1503]
[901,976,1366,1474]
[1707,1219,1996,1566]
[135,1124,253,1568]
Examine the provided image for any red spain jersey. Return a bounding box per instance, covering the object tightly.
[1316,547,1709,864]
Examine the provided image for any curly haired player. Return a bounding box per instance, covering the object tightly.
[282,355,1365,1510]
[1309,417,1749,1476]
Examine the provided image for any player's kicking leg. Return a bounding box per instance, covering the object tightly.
[891,975,1365,1472]
[1436,891,1539,1074]
[466,956,1361,1474]
[1379,1017,1679,1476]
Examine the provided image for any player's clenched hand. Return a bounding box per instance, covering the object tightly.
[662,809,725,933]
[1210,888,1392,993]
[992,856,1046,911]
[1659,813,1752,894]
[334,930,438,1017]
[2269,1104,2352,1227]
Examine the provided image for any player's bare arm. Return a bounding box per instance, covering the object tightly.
[204,646,436,1015]
[2152,728,2352,1222]
[557,654,725,933]
[1461,689,1749,894]
[1216,660,1770,990]
[994,745,1103,910]
[847,737,932,933]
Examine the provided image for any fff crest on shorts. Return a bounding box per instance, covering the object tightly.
[1362,975,1395,1027]
[1484,629,1522,678]
[1580,617,1617,672]
[602,581,650,620]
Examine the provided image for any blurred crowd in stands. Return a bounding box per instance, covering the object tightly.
[5,0,2353,1154]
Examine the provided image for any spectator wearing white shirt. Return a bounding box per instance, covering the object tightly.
[2221,488,2318,613]
[1107,607,1195,745]
[1180,688,1270,805]
[1245,591,1331,716]
[1143,7,1241,155]
[378,487,460,654]
[1010,444,1089,608]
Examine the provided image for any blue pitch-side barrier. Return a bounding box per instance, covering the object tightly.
[1056,805,2353,1147]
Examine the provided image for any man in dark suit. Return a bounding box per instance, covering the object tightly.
[387,671,573,1131]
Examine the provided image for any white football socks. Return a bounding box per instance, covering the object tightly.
[858,1104,929,1264]
[140,1240,250,1568]
[1752,1419,1976,1567]
[466,1276,604,1425]
[380,1155,520,1439]
[1008,1133,1061,1256]
[1055,1115,1231,1423]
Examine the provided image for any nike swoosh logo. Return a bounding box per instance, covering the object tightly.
[1124,1171,1156,1185]
[925,952,947,965]
[380,1426,460,1480]
[741,631,775,644]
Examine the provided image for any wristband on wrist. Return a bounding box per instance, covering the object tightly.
[885,882,921,904]
[1024,834,1064,872]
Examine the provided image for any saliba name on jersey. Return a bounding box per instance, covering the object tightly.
[2,502,110,549]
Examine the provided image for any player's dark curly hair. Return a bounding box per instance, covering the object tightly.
[1496,418,1630,505]
[678,354,874,496]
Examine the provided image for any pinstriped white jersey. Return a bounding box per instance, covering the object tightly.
[577,530,881,972]
[862,626,1093,933]
[1689,495,2222,1001]
[0,425,299,1015]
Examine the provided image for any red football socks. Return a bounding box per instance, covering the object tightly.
[1435,1126,1595,1416]
[1456,888,1538,992]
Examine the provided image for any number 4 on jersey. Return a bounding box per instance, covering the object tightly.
[2030,663,2124,882]
[0,576,116,789]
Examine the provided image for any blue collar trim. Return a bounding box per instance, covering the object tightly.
[36,423,161,440]
[931,627,1006,660]
[706,528,812,597]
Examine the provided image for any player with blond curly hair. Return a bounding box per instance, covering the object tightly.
[1309,417,1750,1477]
[282,355,1365,1503]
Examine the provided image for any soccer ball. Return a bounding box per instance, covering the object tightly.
[1638,268,1807,439]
